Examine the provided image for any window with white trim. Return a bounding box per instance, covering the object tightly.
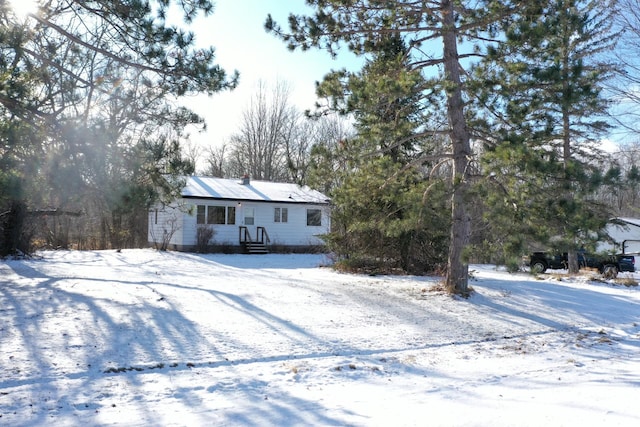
[306,208,322,226]
[196,205,236,225]
[274,207,288,223]
[244,207,255,225]
[196,205,206,224]
[227,206,236,225]
[207,206,222,224]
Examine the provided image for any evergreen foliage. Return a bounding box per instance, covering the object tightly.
[471,0,619,270]
[267,0,528,293]
[328,157,449,274]
[0,0,234,254]
[304,33,450,274]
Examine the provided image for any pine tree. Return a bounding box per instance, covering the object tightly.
[473,0,619,272]
[304,33,450,273]
[266,0,528,294]
[0,1,235,253]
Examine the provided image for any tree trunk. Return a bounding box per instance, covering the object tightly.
[1,200,27,256]
[562,38,579,275]
[442,0,472,294]
[567,250,580,274]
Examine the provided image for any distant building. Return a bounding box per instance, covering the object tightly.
[148,175,331,253]
[597,217,640,254]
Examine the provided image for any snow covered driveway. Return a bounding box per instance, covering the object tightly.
[1,250,639,426]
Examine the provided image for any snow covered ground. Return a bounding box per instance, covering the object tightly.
[1,249,639,426]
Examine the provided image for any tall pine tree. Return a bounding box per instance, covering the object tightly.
[473,0,619,272]
[267,0,529,294]
[311,35,450,273]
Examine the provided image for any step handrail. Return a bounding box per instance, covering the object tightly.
[238,226,252,243]
[257,226,270,245]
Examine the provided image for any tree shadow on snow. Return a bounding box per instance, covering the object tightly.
[470,274,640,353]
[0,255,386,426]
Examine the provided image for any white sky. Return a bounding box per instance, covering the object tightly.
[7,0,38,18]
[183,2,626,157]
[179,1,362,151]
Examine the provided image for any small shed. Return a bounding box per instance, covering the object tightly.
[597,217,640,254]
[148,175,331,253]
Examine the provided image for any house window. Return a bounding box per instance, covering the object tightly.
[274,207,288,223]
[197,205,235,225]
[196,205,206,224]
[227,206,236,225]
[154,209,158,225]
[208,206,226,224]
[306,209,322,226]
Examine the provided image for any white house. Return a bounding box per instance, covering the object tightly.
[596,217,640,255]
[148,175,331,252]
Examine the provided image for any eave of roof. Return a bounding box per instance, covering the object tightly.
[181,195,329,205]
[613,217,640,228]
[181,176,330,205]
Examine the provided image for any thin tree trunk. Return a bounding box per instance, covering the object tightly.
[442,0,472,294]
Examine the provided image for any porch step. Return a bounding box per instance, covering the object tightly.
[244,242,269,254]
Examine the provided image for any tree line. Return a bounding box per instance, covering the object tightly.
[263,0,640,293]
[3,1,640,295]
[1,1,235,253]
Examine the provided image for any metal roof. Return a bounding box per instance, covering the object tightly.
[181,176,330,204]
[614,217,640,228]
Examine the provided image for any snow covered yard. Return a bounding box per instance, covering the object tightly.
[1,249,639,426]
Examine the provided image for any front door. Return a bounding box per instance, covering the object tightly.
[243,206,255,226]
[242,205,257,240]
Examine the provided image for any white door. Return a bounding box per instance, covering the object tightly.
[243,206,255,226]
[242,206,257,240]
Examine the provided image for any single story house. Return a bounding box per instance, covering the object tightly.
[148,175,331,252]
[596,217,640,255]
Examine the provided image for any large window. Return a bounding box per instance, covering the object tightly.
[196,205,236,225]
[306,209,322,226]
[274,207,288,223]
[208,206,226,224]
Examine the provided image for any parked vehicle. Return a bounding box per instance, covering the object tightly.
[528,251,635,277]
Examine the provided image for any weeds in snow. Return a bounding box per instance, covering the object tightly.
[103,363,165,374]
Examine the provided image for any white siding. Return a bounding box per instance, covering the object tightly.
[181,201,240,246]
[149,197,331,250]
[597,222,640,254]
[233,202,330,246]
[147,204,185,248]
[258,204,330,246]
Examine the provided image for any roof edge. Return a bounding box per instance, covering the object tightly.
[181,195,330,205]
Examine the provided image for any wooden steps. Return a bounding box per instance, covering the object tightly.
[244,242,269,254]
[239,226,270,254]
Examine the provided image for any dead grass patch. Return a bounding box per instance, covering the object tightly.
[613,276,639,287]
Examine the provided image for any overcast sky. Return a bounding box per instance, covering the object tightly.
[180,1,362,154]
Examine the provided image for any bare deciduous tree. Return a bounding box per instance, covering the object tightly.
[204,81,356,186]
[227,80,296,181]
[202,143,229,177]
